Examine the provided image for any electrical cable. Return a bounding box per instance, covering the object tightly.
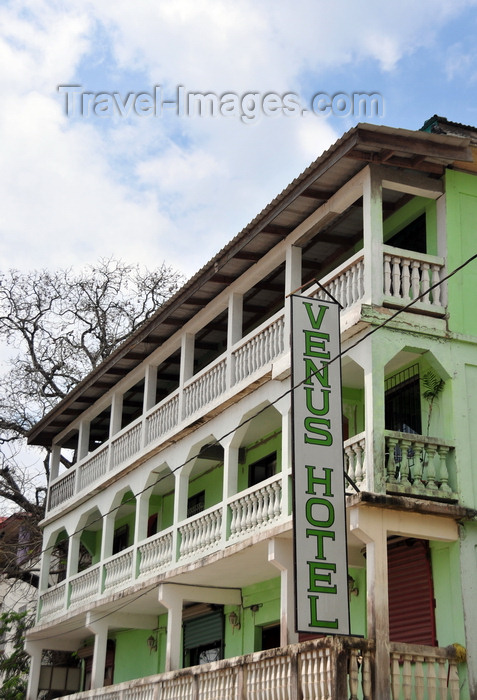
[25,250,477,641]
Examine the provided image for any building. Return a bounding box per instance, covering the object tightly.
[25,116,477,699]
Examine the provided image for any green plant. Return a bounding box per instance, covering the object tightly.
[421,370,445,436]
[0,610,32,700]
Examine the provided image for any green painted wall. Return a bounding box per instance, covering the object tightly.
[113,628,160,683]
[188,464,224,508]
[445,170,477,337]
[237,430,282,492]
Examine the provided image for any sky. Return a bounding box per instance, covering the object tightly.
[1,0,477,281]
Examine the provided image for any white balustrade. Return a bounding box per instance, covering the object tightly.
[247,655,292,699]
[344,432,367,492]
[198,667,238,700]
[77,447,109,492]
[183,359,227,419]
[390,644,460,700]
[111,422,142,468]
[146,393,179,445]
[229,477,283,540]
[103,548,134,592]
[385,431,455,498]
[39,582,67,621]
[313,253,365,310]
[233,314,285,385]
[48,471,76,510]
[138,529,173,576]
[383,247,444,309]
[69,566,101,609]
[178,506,222,559]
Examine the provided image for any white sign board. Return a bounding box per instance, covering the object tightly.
[291,295,350,635]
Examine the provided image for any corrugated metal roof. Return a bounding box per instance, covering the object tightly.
[28,122,473,446]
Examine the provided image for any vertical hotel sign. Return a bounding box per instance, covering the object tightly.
[291,295,350,635]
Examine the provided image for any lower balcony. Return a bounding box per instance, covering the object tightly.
[49,637,464,700]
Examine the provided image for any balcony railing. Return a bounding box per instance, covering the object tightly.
[343,431,456,500]
[46,637,464,700]
[47,310,286,514]
[38,474,287,623]
[53,637,375,700]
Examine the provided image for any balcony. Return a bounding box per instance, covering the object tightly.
[38,472,288,623]
[47,245,447,516]
[47,637,464,700]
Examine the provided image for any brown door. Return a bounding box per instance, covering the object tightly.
[388,539,437,646]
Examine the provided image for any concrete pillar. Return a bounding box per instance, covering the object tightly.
[100,511,116,561]
[459,521,477,700]
[49,444,61,482]
[227,292,243,389]
[25,640,43,700]
[172,468,188,560]
[159,584,184,671]
[86,615,109,690]
[78,418,90,460]
[66,531,81,579]
[362,166,384,306]
[268,538,298,646]
[144,364,158,412]
[285,245,302,296]
[109,391,123,438]
[350,506,390,700]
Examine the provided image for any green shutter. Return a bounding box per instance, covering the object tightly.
[183,610,223,650]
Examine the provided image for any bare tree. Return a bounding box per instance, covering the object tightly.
[0,258,183,585]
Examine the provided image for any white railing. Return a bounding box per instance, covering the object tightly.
[385,431,455,498]
[344,432,368,492]
[233,314,285,385]
[103,548,134,593]
[48,471,76,510]
[313,251,365,310]
[383,246,445,309]
[390,643,460,700]
[146,393,179,445]
[54,637,375,700]
[111,422,142,469]
[183,359,227,419]
[178,506,222,559]
[229,475,282,540]
[39,582,67,620]
[77,447,109,492]
[138,529,174,576]
[69,566,101,609]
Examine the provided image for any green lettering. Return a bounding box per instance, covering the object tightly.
[306,528,335,559]
[303,330,330,359]
[304,386,330,416]
[305,497,335,527]
[308,595,338,629]
[303,359,329,387]
[304,417,332,445]
[307,561,337,593]
[303,301,328,330]
[305,465,334,497]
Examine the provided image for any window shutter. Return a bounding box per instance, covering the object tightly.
[183,610,223,650]
[388,539,437,646]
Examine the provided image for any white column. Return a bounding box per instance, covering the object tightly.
[78,418,90,460]
[109,391,123,438]
[362,166,384,306]
[49,444,61,482]
[172,468,188,560]
[459,521,477,699]
[66,531,81,579]
[227,292,243,389]
[86,615,109,690]
[350,506,390,700]
[268,538,298,646]
[285,244,302,296]
[135,491,150,544]
[221,436,239,543]
[179,332,195,419]
[25,640,43,700]
[100,511,116,561]
[158,584,183,671]
[144,364,158,412]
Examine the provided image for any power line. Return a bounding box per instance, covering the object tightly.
[28,251,477,631]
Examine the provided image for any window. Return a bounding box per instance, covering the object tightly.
[387,213,426,254]
[183,608,224,667]
[248,452,276,488]
[385,365,422,434]
[187,491,205,518]
[112,524,129,555]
